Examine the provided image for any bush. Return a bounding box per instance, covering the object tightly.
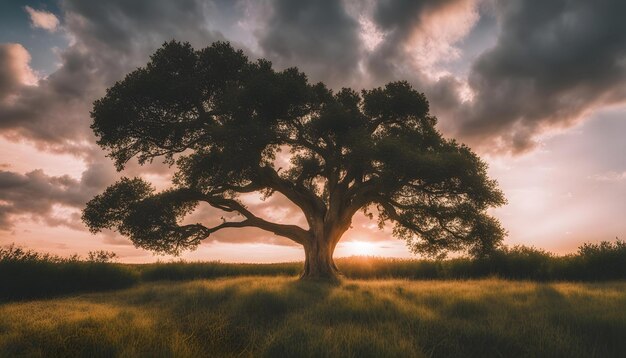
[0,245,138,301]
[87,250,118,263]
[473,245,555,280]
[564,239,626,280]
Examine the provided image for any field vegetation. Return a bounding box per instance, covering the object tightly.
[1,277,625,357]
[2,241,625,356]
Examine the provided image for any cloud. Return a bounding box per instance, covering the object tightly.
[5,0,626,156]
[346,0,626,156]
[361,0,480,135]
[24,6,60,32]
[0,167,110,229]
[591,171,626,182]
[1,0,227,149]
[0,43,38,102]
[0,45,101,146]
[368,0,478,80]
[257,0,363,87]
[457,0,626,154]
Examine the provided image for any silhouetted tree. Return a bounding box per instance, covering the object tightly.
[82,41,506,280]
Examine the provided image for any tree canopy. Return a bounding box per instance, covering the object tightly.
[82,41,506,279]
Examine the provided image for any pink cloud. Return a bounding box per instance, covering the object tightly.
[24,6,60,32]
[0,43,38,101]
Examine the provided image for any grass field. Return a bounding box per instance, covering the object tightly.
[1,277,625,357]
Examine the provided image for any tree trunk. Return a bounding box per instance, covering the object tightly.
[301,239,341,281]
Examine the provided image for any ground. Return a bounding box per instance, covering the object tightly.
[1,277,625,357]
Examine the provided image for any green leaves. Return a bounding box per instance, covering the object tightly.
[120,189,204,255]
[91,41,250,170]
[362,81,430,124]
[82,178,205,255]
[82,177,154,234]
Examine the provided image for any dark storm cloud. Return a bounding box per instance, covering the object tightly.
[0,164,115,229]
[0,46,101,146]
[257,0,363,87]
[62,0,226,80]
[368,0,461,79]
[364,0,626,155]
[3,0,624,157]
[364,0,475,135]
[0,0,226,147]
[459,0,626,153]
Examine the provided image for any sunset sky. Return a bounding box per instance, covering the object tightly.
[1,0,625,263]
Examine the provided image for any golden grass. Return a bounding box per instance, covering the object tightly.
[1,278,625,357]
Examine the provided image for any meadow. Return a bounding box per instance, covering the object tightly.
[1,277,625,357]
[1,242,625,357]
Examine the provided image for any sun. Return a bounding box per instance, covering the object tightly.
[343,241,379,256]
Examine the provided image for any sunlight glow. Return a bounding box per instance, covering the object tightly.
[342,241,380,256]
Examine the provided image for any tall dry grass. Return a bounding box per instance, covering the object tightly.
[1,277,625,357]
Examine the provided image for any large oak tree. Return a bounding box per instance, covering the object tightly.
[82,41,506,280]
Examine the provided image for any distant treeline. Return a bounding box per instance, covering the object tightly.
[0,246,137,301]
[1,240,625,301]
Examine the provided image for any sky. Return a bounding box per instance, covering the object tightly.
[0,0,625,263]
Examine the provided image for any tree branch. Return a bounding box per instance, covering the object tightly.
[257,165,326,225]
[198,193,310,245]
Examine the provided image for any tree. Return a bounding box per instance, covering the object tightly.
[82,41,507,280]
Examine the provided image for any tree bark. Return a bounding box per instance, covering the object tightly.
[300,238,341,281]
